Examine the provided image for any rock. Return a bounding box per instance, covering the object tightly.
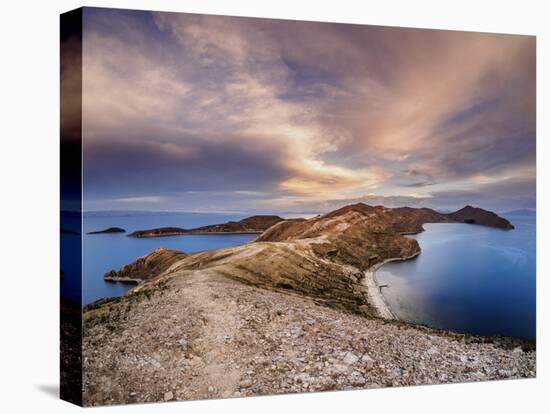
[331,363,349,374]
[163,391,174,401]
[294,373,310,384]
[427,346,439,355]
[361,353,375,370]
[239,379,253,388]
[350,375,367,386]
[343,352,360,365]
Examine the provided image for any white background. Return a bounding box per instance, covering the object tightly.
[0,0,547,412]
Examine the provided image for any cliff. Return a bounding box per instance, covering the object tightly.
[128,215,286,238]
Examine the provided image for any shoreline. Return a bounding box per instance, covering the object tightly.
[104,276,141,284]
[363,251,421,319]
[129,230,263,238]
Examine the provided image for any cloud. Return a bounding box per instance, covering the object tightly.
[115,196,164,203]
[255,174,536,214]
[81,9,535,212]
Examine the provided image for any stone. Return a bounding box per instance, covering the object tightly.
[427,346,439,355]
[163,391,174,401]
[294,373,310,384]
[361,353,375,370]
[351,376,367,386]
[239,379,253,388]
[343,352,359,365]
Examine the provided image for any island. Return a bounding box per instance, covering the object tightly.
[83,203,532,406]
[127,215,288,237]
[87,227,126,234]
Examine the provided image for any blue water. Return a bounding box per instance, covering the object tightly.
[60,211,82,305]
[377,213,536,338]
[61,212,257,305]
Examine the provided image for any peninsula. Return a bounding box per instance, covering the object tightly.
[84,204,531,406]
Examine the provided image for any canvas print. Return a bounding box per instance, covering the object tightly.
[60,7,536,407]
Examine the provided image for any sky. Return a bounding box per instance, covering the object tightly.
[80,8,536,214]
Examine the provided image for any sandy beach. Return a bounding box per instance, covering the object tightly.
[363,252,421,319]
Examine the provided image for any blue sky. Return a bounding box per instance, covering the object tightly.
[78,8,535,214]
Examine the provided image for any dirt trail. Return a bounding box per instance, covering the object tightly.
[83,268,535,406]
[177,270,242,398]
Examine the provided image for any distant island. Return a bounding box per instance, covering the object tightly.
[87,227,126,234]
[127,215,289,237]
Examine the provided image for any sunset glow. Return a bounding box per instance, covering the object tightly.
[80,8,535,214]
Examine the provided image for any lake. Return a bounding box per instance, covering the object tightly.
[61,212,257,305]
[376,212,536,338]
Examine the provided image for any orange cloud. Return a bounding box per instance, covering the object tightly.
[81,9,535,211]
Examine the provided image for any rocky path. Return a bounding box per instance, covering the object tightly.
[179,270,242,398]
[83,270,535,406]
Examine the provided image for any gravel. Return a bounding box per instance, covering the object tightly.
[82,270,535,406]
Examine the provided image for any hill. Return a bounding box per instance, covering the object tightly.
[82,203,529,406]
